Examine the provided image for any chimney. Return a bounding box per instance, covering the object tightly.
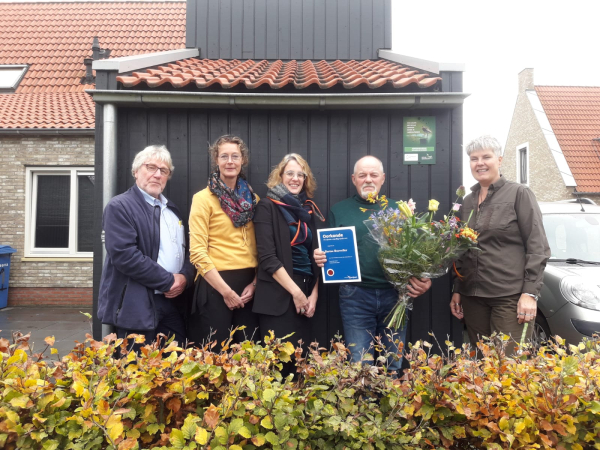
[83,58,94,83]
[92,37,101,61]
[519,68,534,93]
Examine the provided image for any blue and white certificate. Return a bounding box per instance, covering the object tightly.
[317,226,361,284]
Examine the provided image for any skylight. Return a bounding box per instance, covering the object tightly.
[0,65,28,91]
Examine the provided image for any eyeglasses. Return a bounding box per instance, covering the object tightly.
[143,163,170,176]
[218,154,242,162]
[283,171,306,180]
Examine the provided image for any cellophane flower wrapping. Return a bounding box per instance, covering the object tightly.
[364,194,479,329]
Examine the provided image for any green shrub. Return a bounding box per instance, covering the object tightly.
[1,329,600,449]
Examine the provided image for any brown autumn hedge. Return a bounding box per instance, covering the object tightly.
[1,328,600,450]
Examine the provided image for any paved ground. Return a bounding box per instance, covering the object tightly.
[0,307,93,357]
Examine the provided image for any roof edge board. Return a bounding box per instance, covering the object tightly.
[93,48,199,74]
[378,50,466,74]
[526,90,577,187]
[86,90,470,109]
[0,128,94,135]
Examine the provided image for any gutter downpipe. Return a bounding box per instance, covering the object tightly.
[102,103,117,338]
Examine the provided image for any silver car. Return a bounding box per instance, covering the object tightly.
[536,199,600,345]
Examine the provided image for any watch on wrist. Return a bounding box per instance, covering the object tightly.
[523,293,538,301]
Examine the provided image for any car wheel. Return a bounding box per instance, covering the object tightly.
[532,312,552,347]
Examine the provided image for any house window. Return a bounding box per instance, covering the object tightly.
[25,167,94,257]
[0,65,28,92]
[516,142,529,186]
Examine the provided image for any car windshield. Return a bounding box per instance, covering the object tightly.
[543,213,600,263]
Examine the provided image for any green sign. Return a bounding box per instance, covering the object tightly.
[403,116,436,165]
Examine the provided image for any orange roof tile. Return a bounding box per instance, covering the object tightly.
[535,86,600,193]
[0,1,186,129]
[117,58,441,90]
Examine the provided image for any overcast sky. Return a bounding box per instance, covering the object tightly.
[392,0,600,187]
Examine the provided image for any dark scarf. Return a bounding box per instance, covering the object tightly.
[208,172,257,227]
[266,184,325,246]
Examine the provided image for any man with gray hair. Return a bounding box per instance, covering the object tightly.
[314,155,431,373]
[98,145,195,345]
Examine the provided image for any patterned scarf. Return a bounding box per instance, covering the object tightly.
[266,184,325,246]
[208,172,257,227]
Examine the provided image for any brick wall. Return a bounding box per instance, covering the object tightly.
[503,72,574,202]
[0,135,94,306]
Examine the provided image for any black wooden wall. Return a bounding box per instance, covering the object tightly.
[93,106,464,348]
[186,0,392,60]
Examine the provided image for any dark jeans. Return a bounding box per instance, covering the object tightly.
[461,293,534,356]
[115,293,186,347]
[188,268,259,350]
[338,284,406,372]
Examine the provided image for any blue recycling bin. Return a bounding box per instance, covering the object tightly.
[0,245,17,309]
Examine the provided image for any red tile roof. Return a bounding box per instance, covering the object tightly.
[117,58,441,90]
[536,86,600,193]
[0,1,186,129]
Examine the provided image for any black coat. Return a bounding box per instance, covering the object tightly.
[253,198,320,316]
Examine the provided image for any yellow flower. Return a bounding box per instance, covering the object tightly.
[397,201,413,218]
[428,199,440,212]
[366,192,378,204]
[359,207,368,213]
[460,227,479,241]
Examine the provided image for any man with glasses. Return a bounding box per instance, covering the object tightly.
[314,156,431,374]
[98,145,195,346]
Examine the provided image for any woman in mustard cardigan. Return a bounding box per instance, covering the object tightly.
[188,135,259,348]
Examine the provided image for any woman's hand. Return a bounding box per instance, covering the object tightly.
[314,249,327,267]
[305,292,318,318]
[450,292,463,320]
[223,288,244,310]
[239,279,256,304]
[517,294,537,324]
[292,288,310,315]
[407,277,432,298]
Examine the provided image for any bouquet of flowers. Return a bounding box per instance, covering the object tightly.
[363,186,479,329]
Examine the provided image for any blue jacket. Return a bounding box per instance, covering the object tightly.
[97,186,196,330]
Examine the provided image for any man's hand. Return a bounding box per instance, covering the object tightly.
[406,277,431,298]
[314,249,327,267]
[165,273,187,298]
[450,292,463,320]
[239,279,256,304]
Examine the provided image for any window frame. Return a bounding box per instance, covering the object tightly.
[516,142,530,186]
[0,65,28,92]
[24,167,94,258]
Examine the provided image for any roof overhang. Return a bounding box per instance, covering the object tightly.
[92,48,199,74]
[0,128,94,135]
[86,90,469,110]
[378,50,465,74]
[527,89,577,187]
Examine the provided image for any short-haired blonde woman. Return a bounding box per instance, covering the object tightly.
[253,153,325,374]
[188,135,259,349]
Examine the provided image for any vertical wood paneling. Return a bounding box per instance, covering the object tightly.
[106,106,462,348]
[325,0,337,60]
[207,0,220,58]
[302,0,314,59]
[189,112,210,196]
[348,0,361,60]
[242,0,255,59]
[186,0,196,49]
[337,0,350,60]
[384,0,392,49]
[313,0,326,60]
[219,0,232,59]
[265,0,279,59]
[196,0,209,57]
[231,0,243,59]
[290,0,303,59]
[360,0,373,59]
[372,0,385,54]
[253,0,267,60]
[278,0,291,59]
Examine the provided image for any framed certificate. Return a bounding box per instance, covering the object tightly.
[317,226,361,284]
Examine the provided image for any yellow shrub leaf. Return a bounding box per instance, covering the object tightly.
[261,416,273,429]
[10,395,30,409]
[238,426,252,438]
[107,416,124,443]
[195,427,208,445]
[252,434,266,447]
[44,336,55,346]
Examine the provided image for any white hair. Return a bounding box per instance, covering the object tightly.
[131,145,174,178]
[465,135,503,158]
[353,155,385,174]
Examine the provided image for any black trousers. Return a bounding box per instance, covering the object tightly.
[257,273,314,377]
[188,268,260,350]
[115,293,186,347]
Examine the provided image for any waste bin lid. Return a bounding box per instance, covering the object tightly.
[0,246,17,255]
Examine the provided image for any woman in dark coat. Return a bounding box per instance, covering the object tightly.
[253,153,324,370]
